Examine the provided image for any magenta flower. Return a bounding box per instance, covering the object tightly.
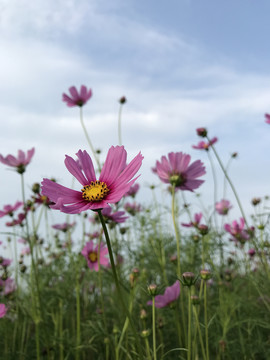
[52,222,76,232]
[0,258,12,267]
[5,213,26,227]
[215,199,232,215]
[192,137,218,151]
[0,304,7,318]
[81,240,109,271]
[147,281,180,308]
[41,146,143,214]
[0,148,35,174]
[265,113,270,124]
[0,201,23,218]
[125,183,140,198]
[124,202,142,216]
[224,218,249,244]
[181,212,203,228]
[0,278,16,296]
[155,152,206,191]
[62,85,92,107]
[101,207,128,224]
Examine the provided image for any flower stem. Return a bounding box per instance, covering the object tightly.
[118,103,123,145]
[97,210,143,359]
[204,281,210,360]
[208,137,248,226]
[187,288,192,360]
[79,107,101,172]
[171,185,181,278]
[152,296,157,360]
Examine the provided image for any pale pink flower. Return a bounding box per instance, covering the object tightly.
[62,85,92,107]
[81,240,109,271]
[42,146,143,214]
[124,202,141,216]
[5,213,26,227]
[0,304,7,318]
[0,201,23,218]
[265,113,270,124]
[215,199,232,215]
[182,212,203,228]
[125,183,140,197]
[155,152,206,191]
[0,148,35,174]
[101,207,128,224]
[0,278,16,295]
[192,137,218,151]
[21,247,31,256]
[52,222,76,232]
[224,218,249,244]
[147,281,180,308]
[0,258,12,267]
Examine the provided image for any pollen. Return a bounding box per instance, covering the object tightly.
[88,252,98,263]
[81,180,109,202]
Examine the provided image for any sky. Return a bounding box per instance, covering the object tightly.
[1,0,270,231]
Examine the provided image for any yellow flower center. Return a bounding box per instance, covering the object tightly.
[81,181,109,202]
[88,252,98,262]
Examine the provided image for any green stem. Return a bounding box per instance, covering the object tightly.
[171,185,181,278]
[187,289,192,360]
[208,137,248,226]
[97,210,143,359]
[204,281,210,360]
[193,306,207,360]
[118,103,123,145]
[79,107,101,172]
[75,271,81,360]
[152,297,157,360]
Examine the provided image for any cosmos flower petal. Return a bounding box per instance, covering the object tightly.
[41,179,82,203]
[99,146,127,186]
[76,150,96,183]
[64,155,88,185]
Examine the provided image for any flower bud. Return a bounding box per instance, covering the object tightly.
[181,272,197,287]
[200,269,211,281]
[196,127,207,137]
[147,284,157,296]
[141,329,151,338]
[119,96,127,104]
[140,309,147,320]
[190,295,200,305]
[32,183,40,194]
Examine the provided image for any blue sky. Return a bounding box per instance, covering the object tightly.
[0,0,270,228]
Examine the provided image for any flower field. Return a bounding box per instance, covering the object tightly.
[0,86,270,360]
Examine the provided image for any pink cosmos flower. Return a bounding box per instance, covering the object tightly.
[5,213,26,227]
[0,304,7,318]
[62,85,92,107]
[265,113,270,124]
[147,281,180,308]
[125,183,140,197]
[52,222,76,232]
[124,202,142,216]
[41,146,143,214]
[0,201,23,218]
[224,218,249,244]
[155,152,206,191]
[181,213,203,228]
[0,278,16,296]
[101,207,128,224]
[215,199,232,215]
[0,148,35,174]
[6,213,26,227]
[192,137,218,151]
[0,258,12,267]
[21,247,31,256]
[81,240,109,271]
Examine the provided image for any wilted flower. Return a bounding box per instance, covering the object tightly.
[147,281,180,308]
[0,304,7,318]
[81,240,109,271]
[41,146,143,214]
[215,199,232,215]
[154,152,205,192]
[192,137,218,151]
[0,201,23,218]
[0,148,35,174]
[62,85,92,107]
